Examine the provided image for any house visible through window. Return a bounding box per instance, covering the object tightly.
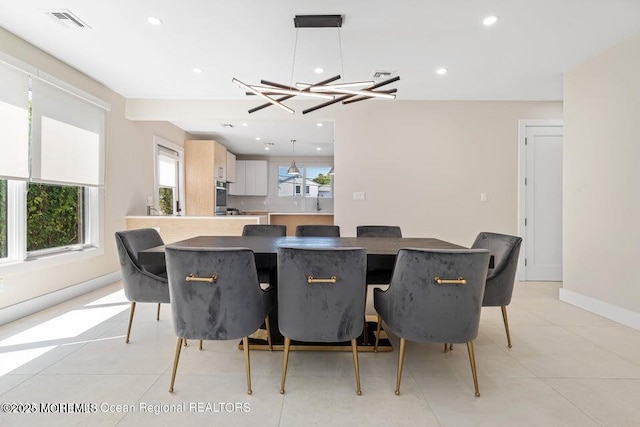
[277,165,333,198]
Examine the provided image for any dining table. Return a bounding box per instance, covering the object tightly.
[137,235,487,352]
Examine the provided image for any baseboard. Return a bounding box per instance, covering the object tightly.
[559,288,640,330]
[0,271,121,326]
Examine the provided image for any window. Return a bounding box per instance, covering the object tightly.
[0,179,6,259]
[26,183,84,253]
[153,137,184,216]
[277,165,333,198]
[0,56,108,267]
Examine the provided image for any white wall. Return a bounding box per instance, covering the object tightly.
[127,99,562,244]
[563,33,640,315]
[0,28,185,308]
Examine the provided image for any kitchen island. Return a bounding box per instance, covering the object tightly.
[125,215,267,243]
[268,212,334,236]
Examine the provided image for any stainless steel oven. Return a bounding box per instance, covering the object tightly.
[215,180,227,215]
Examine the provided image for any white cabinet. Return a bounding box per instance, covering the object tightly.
[226,151,237,183]
[229,160,245,195]
[229,160,267,196]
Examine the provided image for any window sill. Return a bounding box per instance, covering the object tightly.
[0,246,103,276]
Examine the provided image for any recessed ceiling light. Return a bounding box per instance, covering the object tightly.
[255,137,261,141]
[241,123,248,127]
[316,147,322,151]
[483,15,498,26]
[264,146,270,151]
[192,67,203,73]
[436,68,448,75]
[316,122,323,127]
[314,67,324,74]
[147,16,162,26]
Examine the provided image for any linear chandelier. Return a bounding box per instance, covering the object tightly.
[232,15,400,115]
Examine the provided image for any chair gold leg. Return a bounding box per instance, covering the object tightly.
[466,341,480,397]
[125,302,136,344]
[184,339,188,347]
[280,337,291,394]
[374,316,382,352]
[156,303,161,321]
[351,339,362,395]
[199,340,203,351]
[243,337,252,395]
[395,338,406,395]
[169,337,183,393]
[264,317,272,351]
[501,306,513,348]
[444,343,448,353]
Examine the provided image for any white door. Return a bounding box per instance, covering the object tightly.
[522,124,563,281]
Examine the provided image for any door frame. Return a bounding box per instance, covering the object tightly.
[517,119,563,281]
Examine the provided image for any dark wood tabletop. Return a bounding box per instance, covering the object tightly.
[137,235,468,266]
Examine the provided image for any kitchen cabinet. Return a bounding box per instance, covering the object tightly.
[184,139,228,215]
[229,160,267,196]
[214,142,227,180]
[226,151,237,183]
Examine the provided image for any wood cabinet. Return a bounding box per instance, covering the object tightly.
[214,142,227,180]
[226,151,237,183]
[228,160,268,196]
[184,139,229,216]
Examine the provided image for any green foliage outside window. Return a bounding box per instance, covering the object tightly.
[158,187,174,215]
[27,183,83,252]
[0,180,6,258]
[312,173,331,185]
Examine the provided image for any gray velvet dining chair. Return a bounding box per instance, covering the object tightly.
[472,232,523,348]
[165,246,273,395]
[294,224,340,237]
[374,248,491,397]
[242,224,287,237]
[356,225,403,238]
[277,247,367,395]
[114,228,169,344]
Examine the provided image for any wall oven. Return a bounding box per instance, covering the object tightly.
[214,180,227,215]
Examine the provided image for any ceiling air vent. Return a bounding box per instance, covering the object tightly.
[371,70,394,80]
[44,10,91,29]
[220,124,234,128]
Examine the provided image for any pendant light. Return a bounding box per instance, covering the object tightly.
[287,140,301,175]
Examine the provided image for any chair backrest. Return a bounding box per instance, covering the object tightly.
[378,248,490,343]
[471,232,522,306]
[356,225,402,238]
[165,247,272,341]
[277,247,366,342]
[295,225,340,237]
[242,224,287,237]
[115,229,170,303]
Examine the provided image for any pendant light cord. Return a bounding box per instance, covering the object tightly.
[338,27,345,81]
[290,29,299,87]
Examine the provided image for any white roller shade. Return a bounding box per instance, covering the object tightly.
[31,78,105,186]
[158,155,177,187]
[0,61,30,180]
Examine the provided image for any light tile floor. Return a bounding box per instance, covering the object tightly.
[1,281,639,426]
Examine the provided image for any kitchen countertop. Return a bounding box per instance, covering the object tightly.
[126,215,267,219]
[267,212,334,216]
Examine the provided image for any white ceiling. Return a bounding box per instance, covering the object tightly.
[1,0,640,155]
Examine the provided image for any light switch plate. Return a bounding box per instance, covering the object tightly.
[480,193,488,202]
[353,191,366,201]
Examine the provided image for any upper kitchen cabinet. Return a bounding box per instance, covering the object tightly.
[229,160,267,196]
[184,139,228,215]
[226,151,237,183]
[214,142,227,180]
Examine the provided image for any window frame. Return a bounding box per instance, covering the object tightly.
[153,136,185,216]
[277,164,334,199]
[0,53,107,273]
